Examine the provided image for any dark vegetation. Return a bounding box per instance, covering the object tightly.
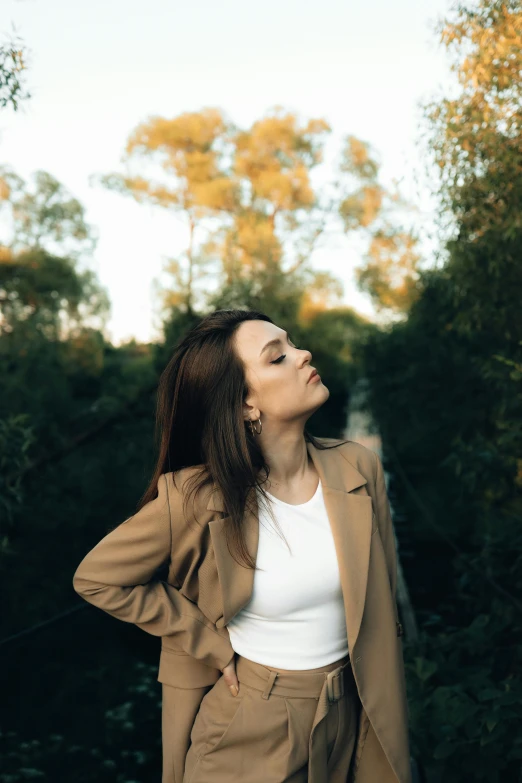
[1,2,521,780]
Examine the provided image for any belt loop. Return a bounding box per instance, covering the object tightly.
[326,667,344,702]
[261,670,278,700]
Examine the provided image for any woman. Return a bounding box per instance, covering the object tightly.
[73,309,411,783]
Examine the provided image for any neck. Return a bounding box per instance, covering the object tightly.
[259,434,311,486]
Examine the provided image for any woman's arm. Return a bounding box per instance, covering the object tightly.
[72,472,235,672]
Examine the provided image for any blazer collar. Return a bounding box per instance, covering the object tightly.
[206,438,373,658]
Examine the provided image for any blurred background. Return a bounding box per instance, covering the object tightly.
[0,0,521,781]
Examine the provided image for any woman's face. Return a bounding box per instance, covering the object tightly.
[234,320,329,429]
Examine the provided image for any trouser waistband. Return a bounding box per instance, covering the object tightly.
[235,652,355,702]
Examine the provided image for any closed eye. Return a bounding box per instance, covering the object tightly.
[270,340,299,364]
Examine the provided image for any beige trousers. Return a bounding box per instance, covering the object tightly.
[181,652,360,783]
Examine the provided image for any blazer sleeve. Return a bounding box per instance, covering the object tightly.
[371,450,398,603]
[72,472,235,672]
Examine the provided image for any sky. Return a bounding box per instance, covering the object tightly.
[1,0,454,345]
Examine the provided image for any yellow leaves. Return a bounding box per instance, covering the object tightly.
[127,108,229,156]
[99,173,182,209]
[0,177,11,202]
[228,212,282,269]
[421,0,522,243]
[0,246,14,264]
[343,137,370,169]
[356,228,422,314]
[437,0,522,93]
[339,135,379,180]
[340,186,384,231]
[234,110,329,210]
[101,105,396,302]
[248,164,314,210]
[117,108,235,215]
[298,271,344,322]
[112,107,331,222]
[191,177,238,213]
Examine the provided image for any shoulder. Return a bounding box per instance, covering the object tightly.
[161,464,206,490]
[161,464,215,517]
[315,437,378,483]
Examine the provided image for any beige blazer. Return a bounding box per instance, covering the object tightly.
[73,438,412,783]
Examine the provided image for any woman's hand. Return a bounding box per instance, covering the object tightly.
[221,652,239,696]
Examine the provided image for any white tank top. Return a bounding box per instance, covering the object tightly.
[226,479,349,669]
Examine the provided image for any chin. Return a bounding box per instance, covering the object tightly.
[313,378,329,392]
[314,382,330,402]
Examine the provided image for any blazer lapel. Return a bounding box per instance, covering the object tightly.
[206,439,373,658]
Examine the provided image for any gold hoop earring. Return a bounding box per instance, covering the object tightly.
[249,417,262,436]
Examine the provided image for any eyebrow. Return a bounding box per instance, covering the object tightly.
[259,331,289,357]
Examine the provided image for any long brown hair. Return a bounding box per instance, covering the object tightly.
[137,309,349,570]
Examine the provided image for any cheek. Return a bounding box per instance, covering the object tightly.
[263,376,303,407]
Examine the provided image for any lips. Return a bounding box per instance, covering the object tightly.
[308,369,318,382]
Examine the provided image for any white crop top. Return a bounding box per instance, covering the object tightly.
[226,478,349,669]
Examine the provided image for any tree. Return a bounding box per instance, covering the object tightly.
[418,0,522,465]
[93,107,236,316]
[94,106,419,320]
[337,135,422,314]
[222,108,330,278]
[0,167,97,261]
[0,26,31,112]
[360,4,522,776]
[422,0,522,244]
[0,167,109,338]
